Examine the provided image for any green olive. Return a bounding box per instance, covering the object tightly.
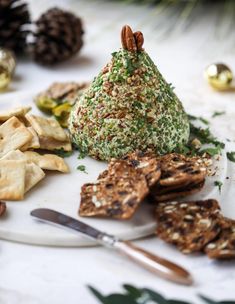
[36,97,58,114]
[52,103,72,128]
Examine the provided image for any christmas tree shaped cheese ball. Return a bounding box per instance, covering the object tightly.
[69,25,189,160]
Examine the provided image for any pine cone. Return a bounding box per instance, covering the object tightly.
[0,0,30,53]
[29,8,84,65]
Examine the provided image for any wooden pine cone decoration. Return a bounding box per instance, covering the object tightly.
[28,7,84,65]
[0,0,30,53]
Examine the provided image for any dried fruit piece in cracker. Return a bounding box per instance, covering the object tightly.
[0,159,26,200]
[205,218,235,259]
[158,153,206,187]
[156,199,222,254]
[24,151,69,173]
[0,201,6,217]
[122,151,161,187]
[2,150,45,192]
[79,161,148,219]
[0,106,31,122]
[0,116,33,158]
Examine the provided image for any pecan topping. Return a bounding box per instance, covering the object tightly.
[121,25,144,52]
[0,201,6,217]
[133,31,144,51]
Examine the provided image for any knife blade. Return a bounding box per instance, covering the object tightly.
[31,208,193,286]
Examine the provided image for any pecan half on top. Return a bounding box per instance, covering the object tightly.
[121,25,144,52]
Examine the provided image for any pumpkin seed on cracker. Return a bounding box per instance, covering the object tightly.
[205,218,235,259]
[156,199,222,254]
[158,153,206,187]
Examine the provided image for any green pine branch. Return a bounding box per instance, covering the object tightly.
[88,284,235,304]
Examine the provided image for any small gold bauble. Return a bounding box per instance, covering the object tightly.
[0,48,16,91]
[0,66,11,91]
[204,63,233,91]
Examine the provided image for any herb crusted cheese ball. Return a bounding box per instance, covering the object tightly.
[69,25,189,161]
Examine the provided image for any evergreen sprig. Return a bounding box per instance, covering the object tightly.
[89,284,235,304]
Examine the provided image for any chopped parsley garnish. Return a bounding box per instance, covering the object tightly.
[188,114,209,125]
[77,165,88,174]
[227,151,235,162]
[77,150,87,160]
[212,111,226,118]
[177,116,225,157]
[214,180,223,193]
[53,148,73,158]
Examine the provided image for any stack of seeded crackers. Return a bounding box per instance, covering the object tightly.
[79,151,206,219]
[79,151,235,259]
[0,106,71,201]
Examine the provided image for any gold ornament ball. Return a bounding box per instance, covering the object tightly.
[204,63,233,91]
[0,48,16,91]
[0,66,11,91]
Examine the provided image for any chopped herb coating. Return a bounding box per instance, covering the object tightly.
[69,49,189,160]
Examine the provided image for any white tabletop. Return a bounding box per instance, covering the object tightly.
[1,1,235,303]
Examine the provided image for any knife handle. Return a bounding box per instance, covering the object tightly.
[114,241,193,286]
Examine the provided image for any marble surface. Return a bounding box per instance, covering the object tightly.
[1,0,235,303]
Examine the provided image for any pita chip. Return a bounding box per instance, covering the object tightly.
[0,106,31,122]
[1,150,45,192]
[0,159,26,200]
[24,151,70,173]
[0,116,33,158]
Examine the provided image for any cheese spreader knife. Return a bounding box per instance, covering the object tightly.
[31,208,193,286]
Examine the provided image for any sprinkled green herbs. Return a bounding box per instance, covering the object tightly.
[53,148,73,158]
[227,151,235,162]
[77,165,87,174]
[77,150,87,160]
[214,180,223,193]
[212,111,226,118]
[69,49,190,160]
[188,114,209,125]
[176,115,225,157]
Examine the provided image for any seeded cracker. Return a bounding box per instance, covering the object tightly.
[158,153,206,187]
[151,180,205,202]
[79,161,148,219]
[121,151,161,187]
[99,151,161,187]
[156,199,222,253]
[205,218,235,259]
[35,82,89,105]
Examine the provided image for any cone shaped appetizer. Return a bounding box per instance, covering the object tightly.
[69,25,189,160]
